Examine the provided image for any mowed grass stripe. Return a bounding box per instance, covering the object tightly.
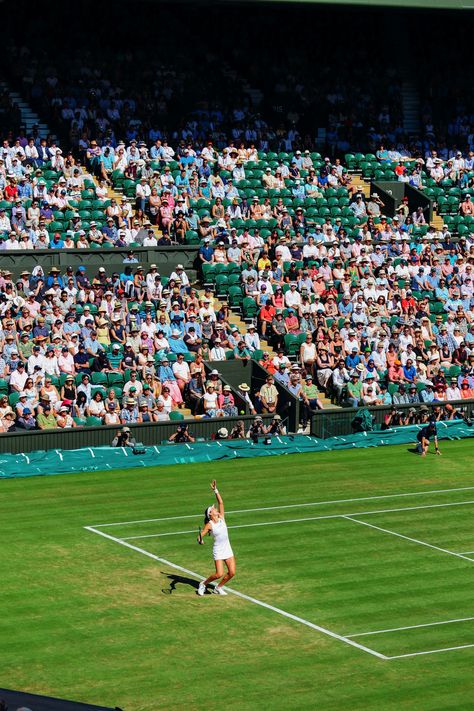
[150,512,474,637]
[361,507,474,552]
[1,440,474,710]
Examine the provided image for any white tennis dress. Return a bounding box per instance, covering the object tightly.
[210,517,234,561]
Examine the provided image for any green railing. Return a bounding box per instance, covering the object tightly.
[310,399,474,438]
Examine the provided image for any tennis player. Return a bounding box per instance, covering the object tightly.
[197,480,235,596]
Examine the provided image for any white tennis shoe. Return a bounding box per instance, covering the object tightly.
[213,586,227,596]
[197,582,206,596]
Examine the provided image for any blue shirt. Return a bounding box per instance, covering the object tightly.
[338,301,353,317]
[169,338,188,353]
[199,246,214,262]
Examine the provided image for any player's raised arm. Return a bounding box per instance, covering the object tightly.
[211,479,224,517]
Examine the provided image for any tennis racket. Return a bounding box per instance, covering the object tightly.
[197,526,203,545]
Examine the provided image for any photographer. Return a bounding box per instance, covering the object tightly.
[265,414,287,436]
[247,415,267,443]
[168,423,195,444]
[381,406,406,430]
[229,420,246,439]
[112,426,137,447]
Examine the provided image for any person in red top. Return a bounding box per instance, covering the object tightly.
[4,178,18,202]
[460,380,474,399]
[258,302,275,339]
[258,352,277,374]
[401,291,416,313]
[388,359,406,383]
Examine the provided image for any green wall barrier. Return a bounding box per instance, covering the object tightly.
[1,421,472,479]
[1,246,199,280]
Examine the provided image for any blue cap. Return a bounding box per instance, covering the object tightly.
[23,408,31,414]
[78,266,86,272]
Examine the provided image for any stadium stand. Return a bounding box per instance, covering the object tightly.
[0,5,471,438]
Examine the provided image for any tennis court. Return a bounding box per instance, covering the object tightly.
[87,483,474,661]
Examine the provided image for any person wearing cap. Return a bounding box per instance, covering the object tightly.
[416,419,441,457]
[111,426,137,448]
[460,193,474,216]
[55,401,77,429]
[346,369,363,408]
[17,404,37,431]
[120,395,139,425]
[445,378,462,401]
[300,374,323,426]
[367,192,385,218]
[264,413,287,436]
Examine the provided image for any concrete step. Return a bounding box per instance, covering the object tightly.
[351,173,372,196]
[2,82,51,137]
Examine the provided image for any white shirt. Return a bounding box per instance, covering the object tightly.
[173,361,190,381]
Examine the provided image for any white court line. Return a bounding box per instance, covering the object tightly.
[120,499,474,541]
[457,551,474,555]
[347,616,474,638]
[84,525,387,661]
[89,485,474,528]
[389,643,474,660]
[344,516,474,565]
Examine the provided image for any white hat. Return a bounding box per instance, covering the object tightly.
[210,369,219,376]
[218,427,228,438]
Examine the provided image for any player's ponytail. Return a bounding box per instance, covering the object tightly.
[203,506,211,525]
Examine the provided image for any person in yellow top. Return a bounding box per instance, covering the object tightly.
[257,250,272,271]
[96,318,111,346]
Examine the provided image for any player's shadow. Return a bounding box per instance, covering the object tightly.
[161,572,200,595]
[407,447,420,455]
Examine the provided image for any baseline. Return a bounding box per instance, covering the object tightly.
[88,485,474,528]
[84,525,387,660]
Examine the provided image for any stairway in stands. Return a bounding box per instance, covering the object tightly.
[353,172,445,229]
[401,80,421,135]
[0,82,52,138]
[201,289,339,410]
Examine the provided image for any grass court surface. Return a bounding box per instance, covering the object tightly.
[2,440,474,710]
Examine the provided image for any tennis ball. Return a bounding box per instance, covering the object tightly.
[239,410,245,415]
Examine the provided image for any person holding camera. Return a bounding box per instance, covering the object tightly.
[112,426,137,447]
[168,423,195,443]
[247,415,267,442]
[265,414,286,436]
[229,420,246,439]
[382,406,406,430]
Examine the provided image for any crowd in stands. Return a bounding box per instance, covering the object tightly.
[0,125,473,434]
[3,9,433,158]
